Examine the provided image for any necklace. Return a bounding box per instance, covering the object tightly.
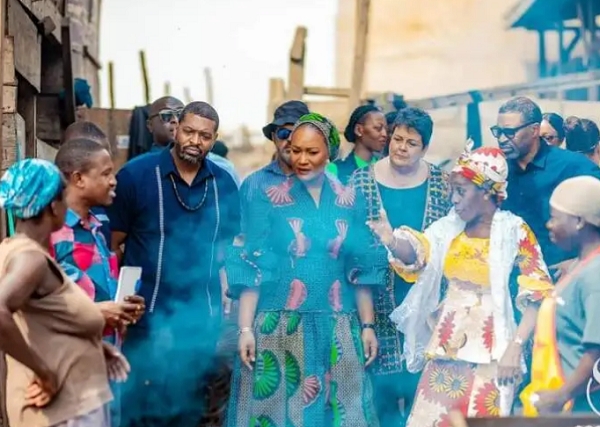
[169,175,209,211]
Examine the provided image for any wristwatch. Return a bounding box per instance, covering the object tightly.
[362,323,375,330]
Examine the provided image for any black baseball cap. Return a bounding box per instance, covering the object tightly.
[262,100,310,140]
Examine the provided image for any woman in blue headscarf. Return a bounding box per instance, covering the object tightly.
[0,159,128,427]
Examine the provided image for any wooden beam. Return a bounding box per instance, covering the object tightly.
[0,0,8,281]
[183,87,192,104]
[287,26,307,100]
[61,18,76,127]
[7,0,41,91]
[204,67,213,105]
[267,77,286,124]
[139,50,150,104]
[347,0,371,114]
[19,0,62,44]
[304,86,350,97]
[108,61,115,109]
[2,37,16,115]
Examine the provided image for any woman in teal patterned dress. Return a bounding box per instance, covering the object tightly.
[226,113,383,427]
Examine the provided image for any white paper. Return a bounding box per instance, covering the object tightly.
[115,266,142,303]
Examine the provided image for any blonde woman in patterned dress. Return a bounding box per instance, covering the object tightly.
[367,147,554,427]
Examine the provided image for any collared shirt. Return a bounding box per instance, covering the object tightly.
[326,153,374,177]
[50,208,118,302]
[107,147,240,323]
[502,141,600,266]
[90,206,111,244]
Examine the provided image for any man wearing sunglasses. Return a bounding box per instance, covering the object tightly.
[492,96,600,277]
[147,96,184,152]
[227,100,308,279]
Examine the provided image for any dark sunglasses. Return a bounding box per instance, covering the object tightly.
[275,128,292,141]
[490,121,536,140]
[150,108,183,123]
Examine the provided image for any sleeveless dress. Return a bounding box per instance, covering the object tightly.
[1,235,111,427]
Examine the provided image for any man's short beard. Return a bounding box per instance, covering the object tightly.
[175,144,203,165]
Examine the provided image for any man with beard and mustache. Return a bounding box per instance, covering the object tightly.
[147,96,240,186]
[107,101,240,427]
[493,96,600,276]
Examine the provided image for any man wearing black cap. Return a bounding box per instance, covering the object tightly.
[261,100,310,176]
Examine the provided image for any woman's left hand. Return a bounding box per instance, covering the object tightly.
[102,342,130,383]
[361,328,378,367]
[497,342,522,386]
[534,390,569,414]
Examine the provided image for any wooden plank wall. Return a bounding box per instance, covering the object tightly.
[86,108,133,170]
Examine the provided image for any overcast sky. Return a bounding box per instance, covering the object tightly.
[99,0,338,131]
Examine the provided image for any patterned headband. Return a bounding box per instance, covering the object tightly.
[293,113,341,161]
[452,143,509,202]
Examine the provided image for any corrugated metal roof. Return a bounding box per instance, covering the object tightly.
[505,0,585,30]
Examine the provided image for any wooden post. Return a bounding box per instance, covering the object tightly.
[139,50,150,104]
[164,81,171,96]
[183,87,192,104]
[0,2,7,425]
[347,0,371,115]
[267,77,286,125]
[61,18,76,127]
[108,61,115,109]
[287,26,307,100]
[204,67,213,105]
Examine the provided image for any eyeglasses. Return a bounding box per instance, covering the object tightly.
[275,128,292,141]
[149,108,183,123]
[490,121,536,140]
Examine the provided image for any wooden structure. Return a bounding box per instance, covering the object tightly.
[506,0,600,100]
[267,0,600,152]
[0,2,101,422]
[0,0,102,168]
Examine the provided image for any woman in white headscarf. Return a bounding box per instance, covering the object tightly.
[522,176,600,415]
[368,146,554,427]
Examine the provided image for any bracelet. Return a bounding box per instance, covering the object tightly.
[238,327,253,335]
[361,323,375,330]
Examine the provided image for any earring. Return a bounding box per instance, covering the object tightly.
[576,224,584,230]
[483,195,490,201]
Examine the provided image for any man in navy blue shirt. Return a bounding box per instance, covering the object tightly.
[107,101,240,427]
[493,96,600,272]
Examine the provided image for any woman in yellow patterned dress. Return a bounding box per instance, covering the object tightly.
[367,146,554,427]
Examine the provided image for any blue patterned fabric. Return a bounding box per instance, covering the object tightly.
[0,159,63,219]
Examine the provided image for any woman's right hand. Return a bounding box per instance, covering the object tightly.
[96,301,135,328]
[25,369,58,408]
[367,210,394,246]
[239,330,256,370]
